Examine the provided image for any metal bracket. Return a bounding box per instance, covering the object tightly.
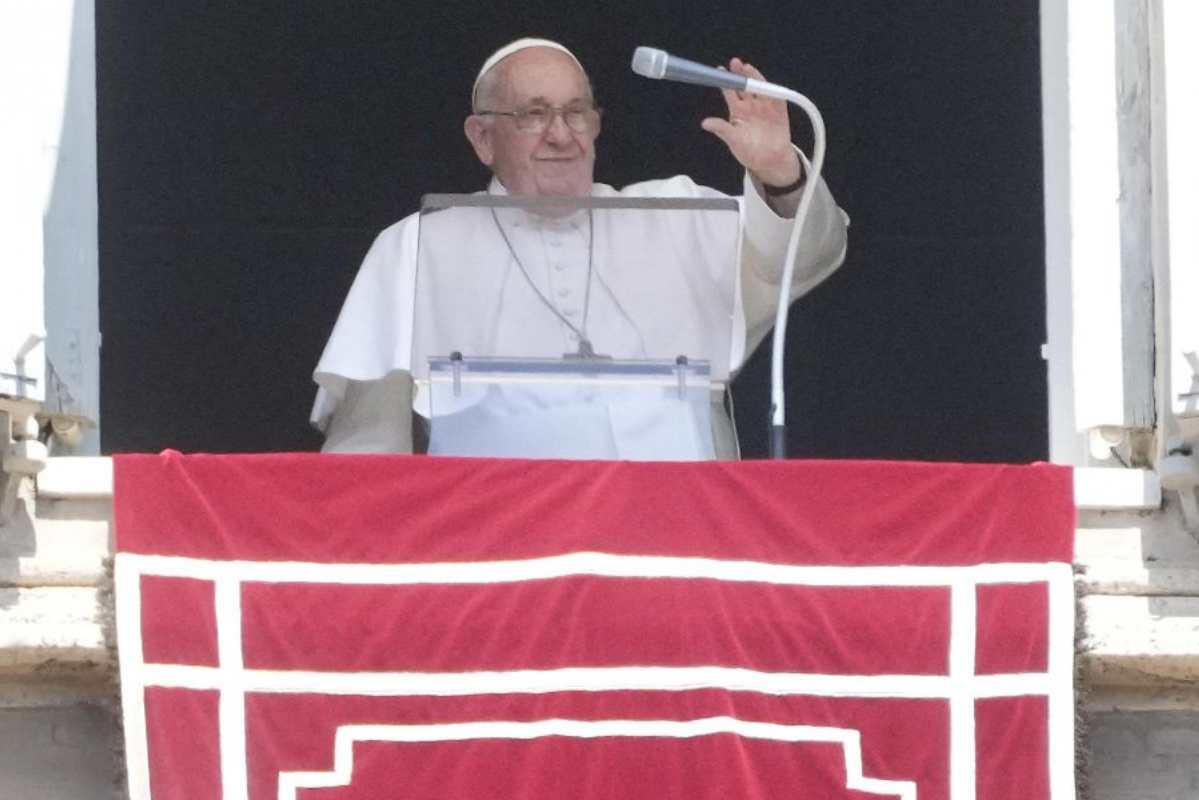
[449,351,463,398]
[1,333,45,400]
[0,404,48,526]
[674,355,689,400]
[1159,447,1199,540]
[0,372,38,390]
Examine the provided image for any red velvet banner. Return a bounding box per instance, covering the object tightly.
[114,453,1075,800]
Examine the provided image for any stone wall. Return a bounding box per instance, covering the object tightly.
[1088,709,1199,800]
[0,459,115,799]
[0,694,117,799]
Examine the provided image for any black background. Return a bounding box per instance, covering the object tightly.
[97,2,1046,461]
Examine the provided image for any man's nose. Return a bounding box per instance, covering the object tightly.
[543,110,573,143]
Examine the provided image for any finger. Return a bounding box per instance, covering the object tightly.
[723,93,755,122]
[741,62,766,82]
[719,85,740,114]
[741,62,786,114]
[700,116,738,147]
[733,59,774,109]
[739,62,763,101]
[745,64,784,112]
[728,57,747,101]
[709,65,739,113]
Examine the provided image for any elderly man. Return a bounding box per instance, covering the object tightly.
[312,38,848,456]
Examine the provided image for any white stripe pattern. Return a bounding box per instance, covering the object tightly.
[119,551,1068,586]
[949,579,978,800]
[276,718,918,800]
[139,663,1055,699]
[113,552,1075,800]
[216,576,249,800]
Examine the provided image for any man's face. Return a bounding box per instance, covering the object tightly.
[465,48,599,197]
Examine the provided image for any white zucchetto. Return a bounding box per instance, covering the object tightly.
[472,38,584,107]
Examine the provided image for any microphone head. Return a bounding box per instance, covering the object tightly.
[631,47,668,79]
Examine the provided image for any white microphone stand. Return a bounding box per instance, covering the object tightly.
[630,49,827,459]
[742,78,827,459]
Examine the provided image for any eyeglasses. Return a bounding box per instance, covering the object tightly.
[476,102,601,134]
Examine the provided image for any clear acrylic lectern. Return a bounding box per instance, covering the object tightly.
[413,193,741,460]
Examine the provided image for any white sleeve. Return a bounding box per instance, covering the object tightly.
[738,148,849,354]
[310,214,419,434]
[319,371,415,454]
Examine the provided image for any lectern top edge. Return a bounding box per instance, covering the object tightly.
[421,194,740,212]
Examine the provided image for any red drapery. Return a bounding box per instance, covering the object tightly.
[114,453,1075,800]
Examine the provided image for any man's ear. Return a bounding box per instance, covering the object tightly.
[464,116,494,166]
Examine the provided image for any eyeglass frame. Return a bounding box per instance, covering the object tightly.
[474,101,603,135]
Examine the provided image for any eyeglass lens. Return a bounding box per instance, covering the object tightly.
[516,105,597,133]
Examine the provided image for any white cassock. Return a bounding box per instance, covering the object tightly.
[311,164,849,456]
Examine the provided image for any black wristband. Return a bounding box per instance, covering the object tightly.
[763,167,806,197]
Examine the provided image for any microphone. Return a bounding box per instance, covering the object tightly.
[631,47,748,92]
[631,46,795,101]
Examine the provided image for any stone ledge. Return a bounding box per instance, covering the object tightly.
[1084,685,1199,712]
[29,460,1171,510]
[8,457,1198,694]
[36,457,112,500]
[1074,468,1161,511]
[1082,595,1199,687]
[1,515,110,588]
[0,587,109,674]
[1079,564,1199,597]
[1076,500,1199,596]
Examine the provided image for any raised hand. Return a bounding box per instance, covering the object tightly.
[700,58,801,189]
